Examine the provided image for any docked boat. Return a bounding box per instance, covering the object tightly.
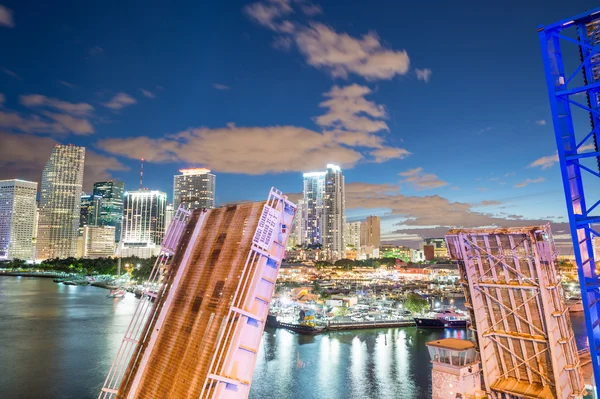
[63,279,90,286]
[107,289,126,298]
[414,310,469,329]
[566,297,584,312]
[277,321,326,335]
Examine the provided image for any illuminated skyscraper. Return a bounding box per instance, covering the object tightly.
[362,215,380,247]
[93,180,125,241]
[83,225,116,258]
[36,145,85,260]
[119,190,167,258]
[79,194,102,235]
[345,221,361,249]
[173,168,215,210]
[0,179,37,260]
[303,164,345,259]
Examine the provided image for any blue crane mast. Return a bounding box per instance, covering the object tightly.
[539,6,600,391]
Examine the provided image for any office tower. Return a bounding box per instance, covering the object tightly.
[36,145,85,260]
[302,164,345,260]
[345,221,361,249]
[292,198,305,247]
[362,215,381,247]
[93,181,125,241]
[79,194,102,235]
[83,225,116,258]
[100,188,295,399]
[0,180,37,260]
[173,168,215,210]
[119,190,167,258]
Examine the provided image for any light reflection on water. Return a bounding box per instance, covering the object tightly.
[0,277,589,399]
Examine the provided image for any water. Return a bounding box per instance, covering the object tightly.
[0,277,588,399]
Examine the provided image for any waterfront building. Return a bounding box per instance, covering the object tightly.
[93,181,125,241]
[0,179,37,260]
[83,225,116,258]
[36,145,85,260]
[302,164,345,260]
[292,198,305,247]
[79,194,102,235]
[424,238,449,259]
[119,190,167,258]
[345,221,361,250]
[173,168,215,210]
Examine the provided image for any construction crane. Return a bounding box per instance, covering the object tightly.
[539,6,600,391]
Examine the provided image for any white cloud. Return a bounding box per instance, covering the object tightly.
[244,0,294,32]
[399,167,447,190]
[0,5,14,28]
[514,177,545,188]
[41,111,94,135]
[535,119,547,125]
[316,84,388,133]
[140,89,156,98]
[0,131,128,191]
[272,35,294,51]
[415,68,432,83]
[20,94,94,116]
[212,83,230,91]
[294,23,410,80]
[59,80,76,88]
[300,3,322,16]
[103,92,137,110]
[529,144,596,169]
[2,68,21,80]
[370,147,410,162]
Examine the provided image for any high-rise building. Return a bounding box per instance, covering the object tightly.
[292,198,305,247]
[165,203,174,230]
[302,164,345,260]
[93,181,125,241]
[79,194,102,235]
[119,190,167,258]
[362,216,381,247]
[345,221,361,249]
[173,168,215,210]
[424,237,449,258]
[83,225,116,258]
[0,180,37,260]
[36,145,85,260]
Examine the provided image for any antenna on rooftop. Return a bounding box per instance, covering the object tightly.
[139,158,144,190]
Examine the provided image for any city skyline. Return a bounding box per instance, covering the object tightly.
[2,0,599,251]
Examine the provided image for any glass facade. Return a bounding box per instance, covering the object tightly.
[0,179,37,260]
[36,145,85,260]
[93,180,125,242]
[120,190,167,258]
[173,169,215,211]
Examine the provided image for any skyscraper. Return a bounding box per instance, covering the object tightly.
[83,225,116,258]
[79,194,102,235]
[362,216,381,248]
[93,181,125,241]
[0,180,37,260]
[302,164,345,260]
[173,168,215,210]
[36,145,85,260]
[119,190,167,258]
[345,221,361,249]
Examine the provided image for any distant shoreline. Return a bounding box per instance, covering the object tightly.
[0,271,64,278]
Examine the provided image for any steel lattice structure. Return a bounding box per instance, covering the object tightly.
[446,226,585,399]
[99,187,296,399]
[539,7,600,391]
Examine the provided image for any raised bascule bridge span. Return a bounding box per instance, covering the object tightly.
[99,188,296,399]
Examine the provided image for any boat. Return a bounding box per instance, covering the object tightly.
[566,297,584,312]
[277,321,326,335]
[414,310,469,329]
[107,289,126,298]
[63,279,90,286]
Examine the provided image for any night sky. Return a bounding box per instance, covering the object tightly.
[1,0,598,250]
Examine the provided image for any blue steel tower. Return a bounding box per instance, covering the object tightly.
[539,7,600,389]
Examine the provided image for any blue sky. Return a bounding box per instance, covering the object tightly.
[1,0,598,249]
